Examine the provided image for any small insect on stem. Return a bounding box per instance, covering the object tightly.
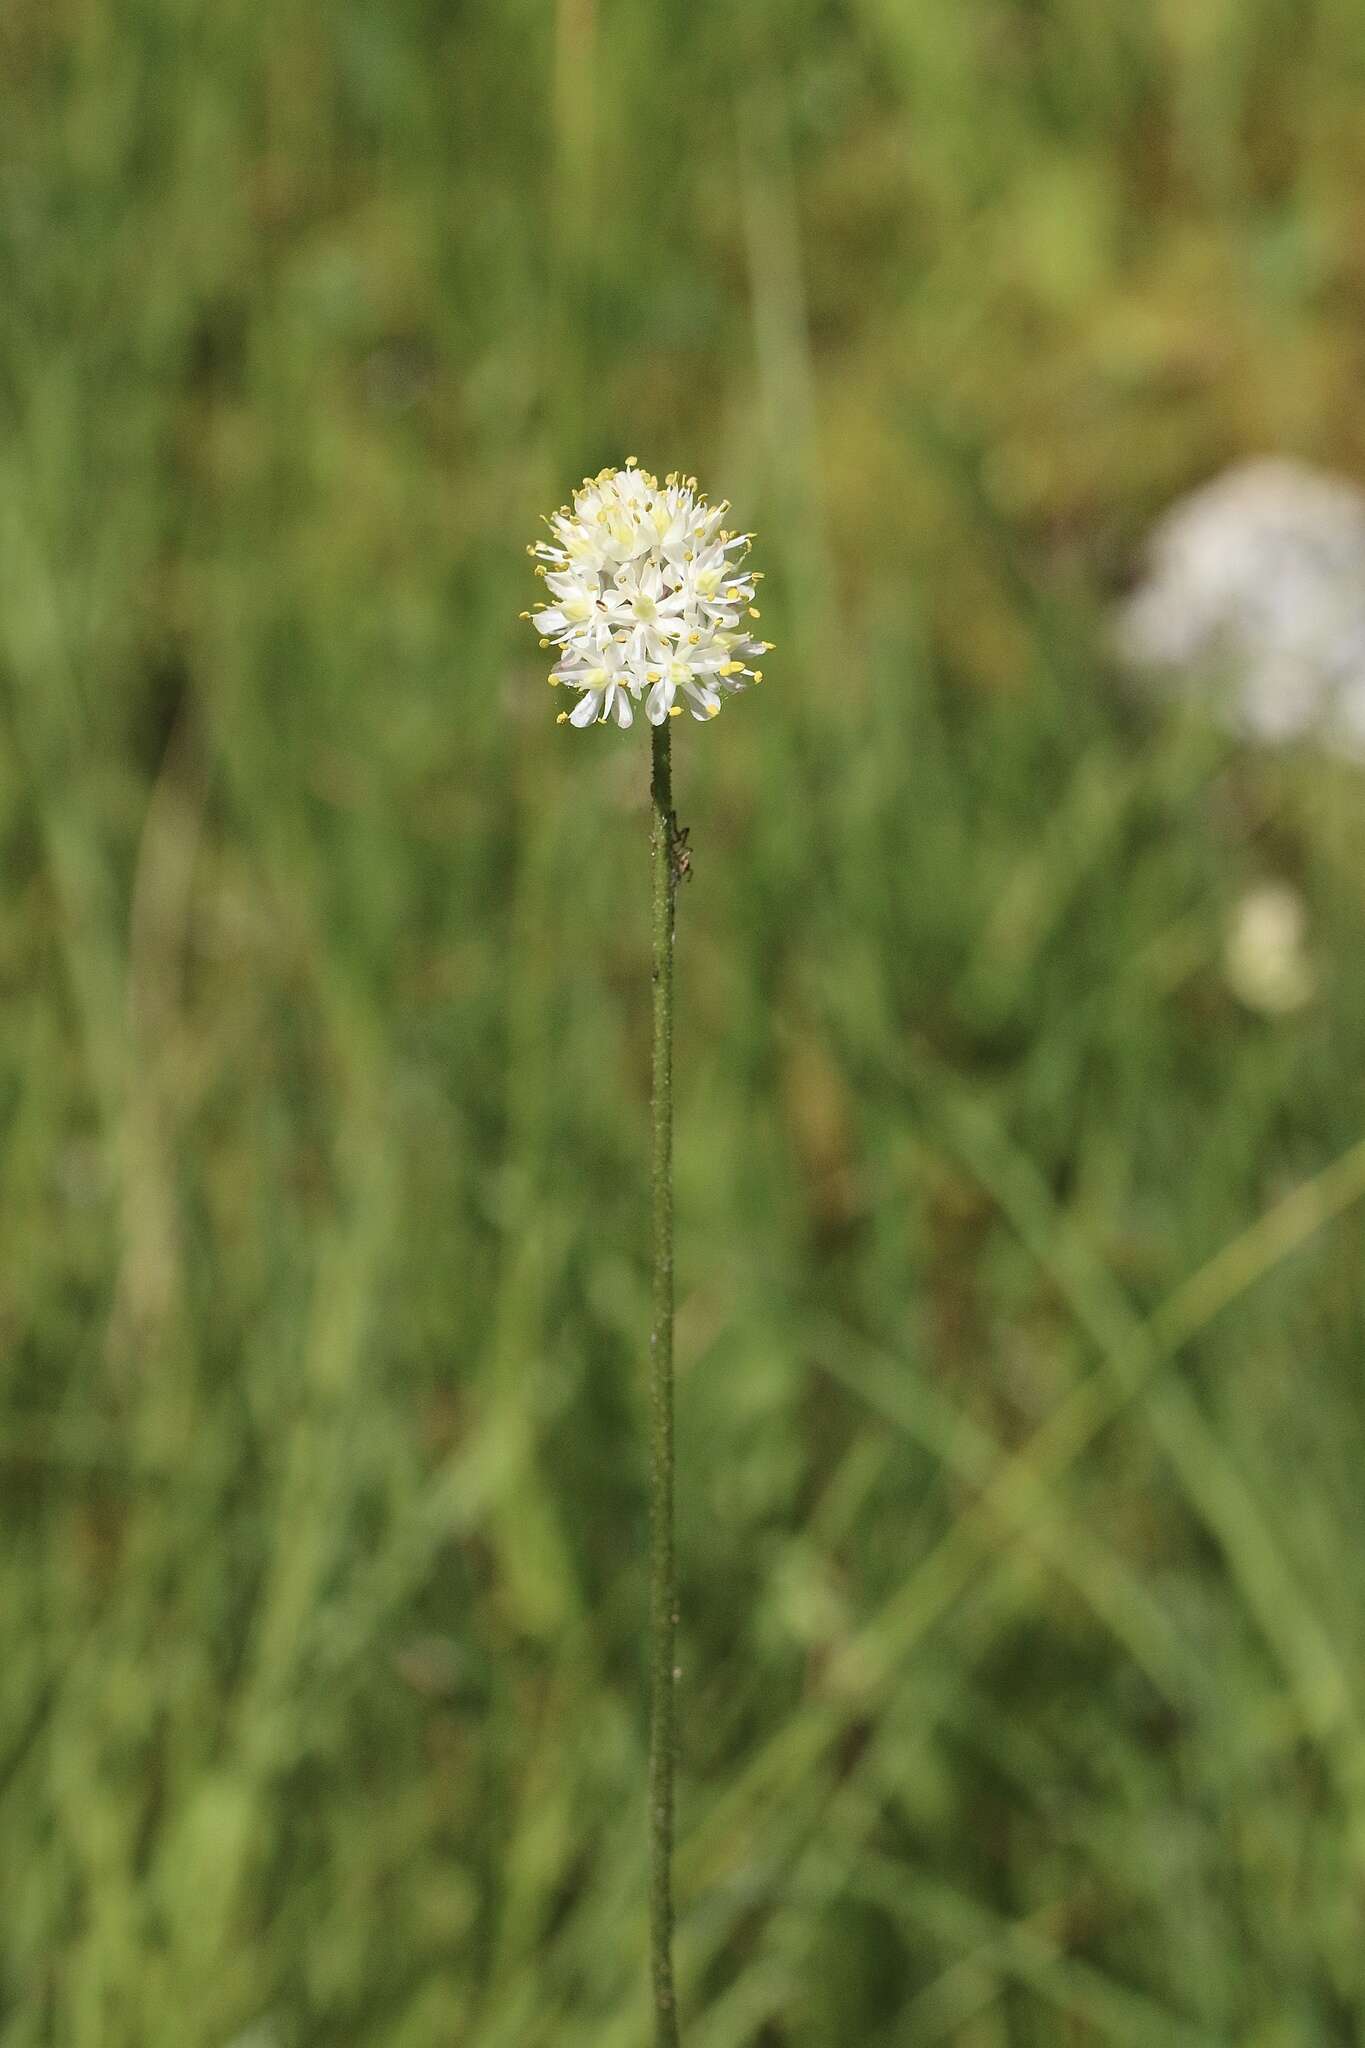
[668,815,692,884]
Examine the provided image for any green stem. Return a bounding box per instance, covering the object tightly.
[648,719,680,2046]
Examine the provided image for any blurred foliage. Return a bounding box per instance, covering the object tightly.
[5,0,1365,2042]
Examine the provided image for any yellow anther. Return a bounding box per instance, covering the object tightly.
[668,705,682,717]
[539,638,551,649]
[556,711,569,723]
[753,669,763,682]
[749,607,761,618]
[625,455,637,467]
[548,674,559,685]
[688,632,700,645]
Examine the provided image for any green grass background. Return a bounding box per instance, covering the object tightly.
[5,2,1365,2042]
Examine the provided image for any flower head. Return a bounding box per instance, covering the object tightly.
[1223,882,1315,1015]
[524,461,770,728]
[1114,458,1365,758]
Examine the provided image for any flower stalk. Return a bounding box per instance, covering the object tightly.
[648,717,680,2046]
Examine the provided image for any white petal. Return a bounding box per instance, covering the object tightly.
[647,680,671,724]
[569,690,601,727]
[614,688,633,727]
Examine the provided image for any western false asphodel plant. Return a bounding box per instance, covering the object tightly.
[524,461,770,2044]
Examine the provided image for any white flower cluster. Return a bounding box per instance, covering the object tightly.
[1223,882,1315,1015]
[525,461,771,727]
[1115,458,1365,759]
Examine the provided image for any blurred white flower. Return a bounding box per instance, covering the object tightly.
[1222,882,1315,1015]
[226,2022,281,2048]
[524,461,770,728]
[1115,458,1365,758]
